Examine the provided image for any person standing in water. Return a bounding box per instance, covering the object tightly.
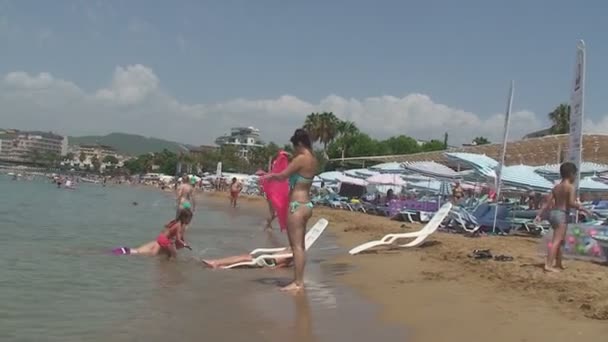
[176,174,195,229]
[535,162,591,272]
[263,128,318,293]
[229,177,242,208]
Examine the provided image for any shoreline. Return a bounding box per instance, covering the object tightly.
[201,191,608,341]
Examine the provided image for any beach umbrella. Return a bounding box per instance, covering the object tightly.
[318,171,343,182]
[402,161,461,180]
[368,162,405,173]
[535,162,608,180]
[336,174,368,187]
[437,180,452,207]
[563,177,608,192]
[366,173,406,186]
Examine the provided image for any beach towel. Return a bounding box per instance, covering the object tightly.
[261,151,290,232]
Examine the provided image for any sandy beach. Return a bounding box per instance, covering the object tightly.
[203,191,608,342]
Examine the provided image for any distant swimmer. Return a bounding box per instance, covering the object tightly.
[112,208,193,258]
[132,201,138,206]
[229,177,242,208]
[176,174,196,229]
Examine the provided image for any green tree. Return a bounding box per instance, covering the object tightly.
[303,112,339,154]
[247,142,280,172]
[421,139,446,152]
[102,155,119,165]
[381,135,420,154]
[336,120,359,160]
[65,152,75,162]
[91,155,101,171]
[472,136,491,145]
[548,103,570,134]
[79,152,86,163]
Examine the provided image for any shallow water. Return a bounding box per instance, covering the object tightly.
[0,175,405,341]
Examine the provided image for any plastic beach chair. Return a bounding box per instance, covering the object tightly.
[348,203,452,255]
[221,218,329,269]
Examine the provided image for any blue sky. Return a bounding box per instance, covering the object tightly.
[2,0,608,145]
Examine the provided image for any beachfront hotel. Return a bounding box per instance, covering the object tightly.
[214,126,265,158]
[0,129,67,163]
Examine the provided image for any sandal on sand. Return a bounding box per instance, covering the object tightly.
[468,249,492,260]
[494,255,514,262]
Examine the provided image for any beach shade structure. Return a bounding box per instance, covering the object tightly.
[336,175,368,198]
[368,162,405,173]
[349,203,452,255]
[344,168,379,179]
[445,152,498,175]
[535,162,608,180]
[365,173,406,186]
[318,171,344,182]
[336,174,368,187]
[497,165,554,191]
[366,173,406,195]
[574,177,608,192]
[407,179,443,192]
[402,161,461,180]
[221,218,328,269]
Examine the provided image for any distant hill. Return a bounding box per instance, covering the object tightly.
[69,132,191,156]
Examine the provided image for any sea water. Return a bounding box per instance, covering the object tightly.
[0,175,405,341]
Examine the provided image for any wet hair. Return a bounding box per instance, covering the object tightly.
[290,128,312,150]
[232,177,237,182]
[173,208,193,225]
[182,174,189,183]
[559,162,577,179]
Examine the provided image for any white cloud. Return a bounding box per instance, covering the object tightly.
[94,65,159,105]
[1,64,603,147]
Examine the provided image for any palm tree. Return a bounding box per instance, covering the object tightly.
[336,120,359,160]
[304,112,339,155]
[317,112,339,153]
[548,103,570,134]
[303,112,321,141]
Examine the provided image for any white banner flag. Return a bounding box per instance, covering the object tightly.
[568,40,586,194]
[492,81,514,234]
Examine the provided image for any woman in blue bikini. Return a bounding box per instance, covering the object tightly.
[264,128,318,293]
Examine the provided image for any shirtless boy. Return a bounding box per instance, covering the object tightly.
[535,162,591,272]
[229,177,242,208]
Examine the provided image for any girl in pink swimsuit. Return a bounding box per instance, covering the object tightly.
[113,208,192,258]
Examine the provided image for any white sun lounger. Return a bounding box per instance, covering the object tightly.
[348,203,452,255]
[222,218,329,269]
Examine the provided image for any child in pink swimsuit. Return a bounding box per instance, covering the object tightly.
[113,208,192,258]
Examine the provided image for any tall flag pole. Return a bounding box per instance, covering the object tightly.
[492,80,514,234]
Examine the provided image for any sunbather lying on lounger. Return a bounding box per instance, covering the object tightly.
[201,249,293,269]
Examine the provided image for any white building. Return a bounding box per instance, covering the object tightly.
[0,129,67,162]
[214,126,265,158]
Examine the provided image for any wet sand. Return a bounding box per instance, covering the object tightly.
[206,191,608,342]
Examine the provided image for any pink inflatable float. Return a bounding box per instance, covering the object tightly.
[261,151,290,232]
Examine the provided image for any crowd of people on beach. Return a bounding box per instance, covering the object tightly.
[9,126,596,293]
[111,128,318,293]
